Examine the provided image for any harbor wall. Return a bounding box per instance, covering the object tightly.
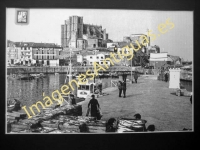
[7,67,70,74]
[7,67,160,75]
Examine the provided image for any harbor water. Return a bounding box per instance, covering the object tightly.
[6,74,117,106]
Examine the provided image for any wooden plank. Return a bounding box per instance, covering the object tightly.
[11,124,30,130]
[89,129,105,133]
[87,123,106,127]
[7,116,18,120]
[12,111,27,117]
[7,112,20,117]
[41,122,58,128]
[88,126,105,131]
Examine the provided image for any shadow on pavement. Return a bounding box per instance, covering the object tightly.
[125,93,143,97]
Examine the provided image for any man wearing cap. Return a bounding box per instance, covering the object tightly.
[88,95,100,119]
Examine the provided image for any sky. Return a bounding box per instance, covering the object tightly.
[6,9,193,61]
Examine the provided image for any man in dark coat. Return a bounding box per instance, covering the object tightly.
[117,81,122,97]
[134,72,138,83]
[13,99,21,111]
[70,94,76,105]
[122,80,126,98]
[88,95,100,119]
[165,72,168,82]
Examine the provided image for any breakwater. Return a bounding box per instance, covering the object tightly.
[7,66,158,75]
[7,66,71,74]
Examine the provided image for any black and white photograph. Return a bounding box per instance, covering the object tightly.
[6,8,193,134]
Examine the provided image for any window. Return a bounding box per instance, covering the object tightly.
[82,85,86,90]
[86,85,89,90]
[106,62,108,64]
[90,62,92,64]
[90,56,92,59]
[97,56,99,59]
[101,62,103,64]
[101,56,103,59]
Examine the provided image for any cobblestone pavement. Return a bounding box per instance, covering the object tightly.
[81,75,193,131]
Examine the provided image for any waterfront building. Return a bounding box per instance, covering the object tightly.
[167,55,182,66]
[7,40,21,66]
[85,53,110,66]
[123,34,150,47]
[147,45,160,55]
[14,42,34,65]
[32,43,62,66]
[6,40,20,66]
[106,42,118,48]
[149,52,168,69]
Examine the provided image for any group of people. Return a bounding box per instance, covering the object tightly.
[117,80,127,98]
[79,113,155,133]
[105,113,155,132]
[117,72,139,98]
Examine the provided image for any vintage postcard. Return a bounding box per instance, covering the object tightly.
[6,8,193,134]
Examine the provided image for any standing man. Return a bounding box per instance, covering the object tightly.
[134,72,138,83]
[98,79,103,95]
[70,94,76,105]
[165,72,168,82]
[117,81,122,97]
[122,80,127,98]
[88,95,100,119]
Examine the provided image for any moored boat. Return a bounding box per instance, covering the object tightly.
[77,79,99,99]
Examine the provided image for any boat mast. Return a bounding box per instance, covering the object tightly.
[68,48,72,82]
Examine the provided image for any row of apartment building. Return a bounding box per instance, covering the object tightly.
[7,41,62,66]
